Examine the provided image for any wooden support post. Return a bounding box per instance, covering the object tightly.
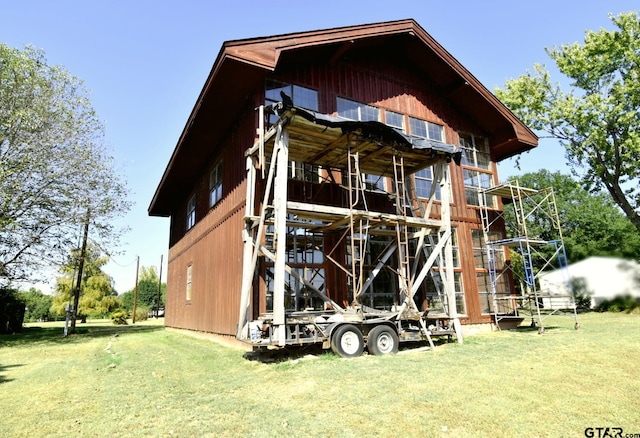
[439,163,463,343]
[237,154,257,340]
[272,124,289,346]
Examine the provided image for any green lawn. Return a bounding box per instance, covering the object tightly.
[1,313,639,437]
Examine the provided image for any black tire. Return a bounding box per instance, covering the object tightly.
[367,325,399,355]
[330,324,364,358]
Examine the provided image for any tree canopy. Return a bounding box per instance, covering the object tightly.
[0,44,131,287]
[495,12,640,233]
[119,265,166,311]
[51,245,119,319]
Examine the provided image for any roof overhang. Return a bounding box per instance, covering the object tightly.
[149,19,537,217]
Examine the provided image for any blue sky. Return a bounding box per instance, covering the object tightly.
[3,0,638,293]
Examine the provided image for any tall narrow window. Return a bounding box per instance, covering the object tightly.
[186,264,192,302]
[209,161,223,207]
[472,229,509,314]
[460,133,494,207]
[186,194,196,230]
[421,228,465,315]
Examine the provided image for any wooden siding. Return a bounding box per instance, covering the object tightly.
[165,103,255,335]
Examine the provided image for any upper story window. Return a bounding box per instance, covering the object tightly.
[186,194,196,231]
[460,133,490,169]
[337,97,380,122]
[460,133,495,208]
[265,79,318,111]
[408,116,445,142]
[209,160,223,207]
[265,79,320,183]
[337,98,384,191]
[385,110,405,131]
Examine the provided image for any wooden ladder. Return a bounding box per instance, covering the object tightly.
[393,154,412,304]
[347,143,369,305]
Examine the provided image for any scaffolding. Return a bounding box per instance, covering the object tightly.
[480,180,579,333]
[236,102,464,356]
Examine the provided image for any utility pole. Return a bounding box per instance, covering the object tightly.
[132,256,139,323]
[156,254,163,318]
[70,208,90,335]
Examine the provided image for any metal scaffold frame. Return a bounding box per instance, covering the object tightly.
[236,102,464,356]
[480,180,579,333]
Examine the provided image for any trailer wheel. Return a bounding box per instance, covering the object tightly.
[367,325,399,355]
[331,324,364,358]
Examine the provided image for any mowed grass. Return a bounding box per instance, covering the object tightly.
[1,313,639,437]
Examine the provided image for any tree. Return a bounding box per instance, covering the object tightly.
[18,287,55,322]
[0,44,131,287]
[51,245,119,320]
[0,287,25,333]
[495,12,640,233]
[119,265,166,312]
[505,170,640,262]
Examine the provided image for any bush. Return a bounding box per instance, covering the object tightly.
[595,295,640,313]
[111,311,128,325]
[134,306,149,322]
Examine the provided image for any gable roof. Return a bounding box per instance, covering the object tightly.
[149,19,538,217]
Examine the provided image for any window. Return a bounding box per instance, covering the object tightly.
[472,229,510,314]
[385,110,405,131]
[460,133,495,208]
[289,161,320,183]
[209,161,223,207]
[415,167,441,200]
[337,97,384,191]
[464,169,493,207]
[265,79,318,111]
[408,117,445,142]
[186,264,193,302]
[186,194,196,230]
[418,228,465,314]
[337,97,380,121]
[265,79,320,182]
[363,174,385,192]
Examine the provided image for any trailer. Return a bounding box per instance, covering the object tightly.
[236,99,464,357]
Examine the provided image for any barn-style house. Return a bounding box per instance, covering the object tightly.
[149,19,537,345]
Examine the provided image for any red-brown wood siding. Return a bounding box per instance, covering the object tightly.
[165,103,255,335]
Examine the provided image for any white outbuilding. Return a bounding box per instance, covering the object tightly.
[539,256,640,308]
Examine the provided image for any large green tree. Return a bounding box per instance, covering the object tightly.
[119,265,166,312]
[495,12,640,233]
[51,245,119,320]
[0,44,131,286]
[18,287,55,322]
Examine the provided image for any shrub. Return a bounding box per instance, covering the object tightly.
[595,295,640,313]
[134,306,149,322]
[111,311,128,325]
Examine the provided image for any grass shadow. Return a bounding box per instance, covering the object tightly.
[0,321,165,348]
[0,363,24,384]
